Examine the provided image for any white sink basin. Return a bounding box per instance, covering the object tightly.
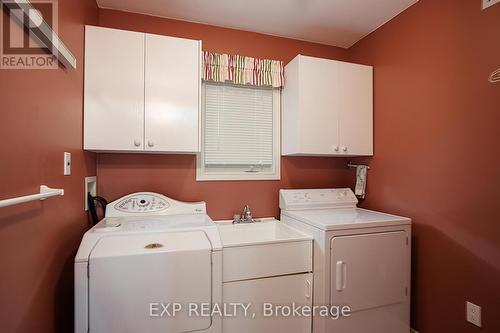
[216,218,312,247]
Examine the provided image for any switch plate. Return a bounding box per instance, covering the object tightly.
[84,176,97,211]
[64,152,71,176]
[483,0,500,9]
[466,301,482,327]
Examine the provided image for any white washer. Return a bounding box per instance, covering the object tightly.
[280,188,411,333]
[75,193,222,333]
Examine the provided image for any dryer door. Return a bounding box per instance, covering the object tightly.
[89,231,212,333]
[330,231,409,311]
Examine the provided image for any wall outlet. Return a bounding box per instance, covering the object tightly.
[466,301,482,327]
[483,0,500,10]
[64,152,71,176]
[84,176,97,211]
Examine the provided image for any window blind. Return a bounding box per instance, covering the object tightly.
[204,83,274,166]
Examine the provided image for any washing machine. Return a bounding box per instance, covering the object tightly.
[75,192,222,333]
[280,188,411,333]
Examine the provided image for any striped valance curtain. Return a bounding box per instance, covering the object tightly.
[202,52,284,88]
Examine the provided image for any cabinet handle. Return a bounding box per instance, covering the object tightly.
[335,261,347,291]
[341,146,348,153]
[305,279,312,299]
[148,140,155,148]
[332,146,339,152]
[134,139,141,147]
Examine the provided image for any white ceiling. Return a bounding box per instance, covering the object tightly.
[96,0,418,48]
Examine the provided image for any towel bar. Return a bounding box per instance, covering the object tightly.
[0,185,64,208]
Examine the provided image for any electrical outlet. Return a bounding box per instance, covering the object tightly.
[84,176,97,211]
[466,301,482,327]
[483,0,500,10]
[64,152,71,176]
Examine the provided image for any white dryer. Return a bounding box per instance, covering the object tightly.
[280,188,411,333]
[75,193,222,333]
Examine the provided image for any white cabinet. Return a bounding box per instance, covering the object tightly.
[145,34,200,152]
[84,26,145,151]
[84,26,201,153]
[217,221,313,333]
[222,240,312,282]
[282,55,373,156]
[222,273,313,333]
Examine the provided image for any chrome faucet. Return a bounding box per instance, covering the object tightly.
[233,205,255,224]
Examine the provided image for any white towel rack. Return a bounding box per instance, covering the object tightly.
[0,185,64,208]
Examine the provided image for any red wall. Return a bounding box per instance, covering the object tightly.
[0,1,98,332]
[348,1,500,332]
[2,2,498,333]
[97,9,352,220]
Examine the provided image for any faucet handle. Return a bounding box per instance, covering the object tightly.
[242,205,252,220]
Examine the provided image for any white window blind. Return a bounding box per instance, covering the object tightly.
[204,83,274,166]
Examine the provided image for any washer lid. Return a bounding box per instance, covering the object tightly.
[88,231,213,333]
[97,214,216,233]
[282,208,411,231]
[90,231,212,258]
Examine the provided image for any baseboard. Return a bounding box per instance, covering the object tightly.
[411,329,419,333]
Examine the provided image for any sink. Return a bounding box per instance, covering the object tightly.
[216,218,312,248]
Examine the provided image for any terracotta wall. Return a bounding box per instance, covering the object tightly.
[348,1,500,332]
[2,2,496,333]
[96,9,352,220]
[0,1,98,332]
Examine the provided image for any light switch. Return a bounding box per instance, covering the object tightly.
[64,152,71,176]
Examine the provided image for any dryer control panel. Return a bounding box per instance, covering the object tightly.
[279,188,358,210]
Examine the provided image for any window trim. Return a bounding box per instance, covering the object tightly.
[196,82,281,181]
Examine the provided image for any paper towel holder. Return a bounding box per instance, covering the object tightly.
[347,161,370,169]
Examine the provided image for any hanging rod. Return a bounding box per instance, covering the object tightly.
[0,185,64,208]
[347,162,370,169]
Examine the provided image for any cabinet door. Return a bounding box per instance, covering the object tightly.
[145,34,200,153]
[337,62,373,155]
[222,273,313,333]
[299,56,340,155]
[84,26,145,151]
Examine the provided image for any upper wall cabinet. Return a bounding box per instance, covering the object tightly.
[84,26,201,153]
[282,55,373,156]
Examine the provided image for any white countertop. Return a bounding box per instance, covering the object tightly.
[216,218,312,248]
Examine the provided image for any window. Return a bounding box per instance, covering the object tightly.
[197,82,281,181]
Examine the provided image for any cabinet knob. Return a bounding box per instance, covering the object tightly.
[134,139,141,147]
[148,140,155,148]
[341,146,348,152]
[332,146,339,152]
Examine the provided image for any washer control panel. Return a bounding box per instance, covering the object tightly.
[105,192,207,218]
[279,188,358,210]
[114,194,170,213]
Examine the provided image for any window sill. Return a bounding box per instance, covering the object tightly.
[196,172,281,181]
